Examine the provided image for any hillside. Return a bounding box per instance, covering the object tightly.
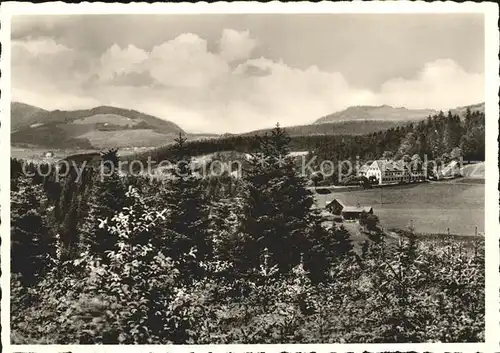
[244,120,408,137]
[11,102,48,131]
[243,103,485,138]
[449,102,485,118]
[12,101,485,152]
[11,102,186,149]
[314,105,438,124]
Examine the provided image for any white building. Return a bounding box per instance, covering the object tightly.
[359,159,424,185]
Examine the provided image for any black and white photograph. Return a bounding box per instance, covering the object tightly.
[1,1,498,349]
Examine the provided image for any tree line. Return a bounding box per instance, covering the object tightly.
[123,108,485,173]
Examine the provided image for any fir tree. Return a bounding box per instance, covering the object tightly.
[54,165,86,257]
[79,149,126,257]
[11,176,53,286]
[11,158,23,181]
[243,123,317,273]
[165,133,212,263]
[304,224,354,282]
[210,197,257,274]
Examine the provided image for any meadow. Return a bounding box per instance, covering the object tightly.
[11,146,158,162]
[11,146,98,161]
[315,181,484,235]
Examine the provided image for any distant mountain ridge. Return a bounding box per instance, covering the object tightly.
[11,102,184,133]
[243,120,407,137]
[11,102,185,149]
[449,102,485,118]
[11,102,49,131]
[11,101,485,150]
[314,105,439,124]
[245,103,485,138]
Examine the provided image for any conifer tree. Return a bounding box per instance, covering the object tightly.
[304,224,354,282]
[55,166,80,256]
[165,133,212,262]
[11,158,23,181]
[80,149,126,257]
[243,123,318,272]
[210,196,256,274]
[11,176,53,286]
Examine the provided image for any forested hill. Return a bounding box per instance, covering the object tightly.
[11,102,185,149]
[314,105,438,124]
[240,102,484,138]
[310,108,485,168]
[11,102,184,133]
[242,120,406,137]
[122,108,485,171]
[11,102,49,131]
[449,102,485,118]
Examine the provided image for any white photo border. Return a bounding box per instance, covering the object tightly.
[1,1,498,352]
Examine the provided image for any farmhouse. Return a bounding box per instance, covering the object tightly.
[325,198,373,220]
[342,206,374,220]
[358,164,370,177]
[325,198,346,215]
[359,159,424,185]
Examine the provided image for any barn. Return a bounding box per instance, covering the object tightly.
[341,206,374,220]
[325,199,346,215]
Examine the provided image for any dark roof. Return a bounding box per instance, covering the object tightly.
[372,160,407,172]
[359,164,370,172]
[342,206,373,213]
[326,198,346,208]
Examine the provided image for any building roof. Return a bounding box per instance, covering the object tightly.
[342,206,373,213]
[371,159,408,172]
[358,163,370,172]
[326,198,346,208]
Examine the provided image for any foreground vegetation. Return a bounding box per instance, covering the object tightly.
[11,126,484,343]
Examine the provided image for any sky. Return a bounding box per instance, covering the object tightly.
[11,14,485,133]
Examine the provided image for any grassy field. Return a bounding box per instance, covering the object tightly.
[79,129,178,149]
[11,147,99,161]
[314,182,484,236]
[73,113,139,126]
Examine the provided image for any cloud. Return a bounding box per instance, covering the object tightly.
[226,57,377,128]
[12,29,484,134]
[11,16,73,40]
[147,33,230,89]
[12,38,71,56]
[105,71,161,87]
[219,29,257,62]
[98,44,148,81]
[94,33,232,89]
[235,61,272,77]
[12,87,100,111]
[379,59,484,110]
[11,38,90,92]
